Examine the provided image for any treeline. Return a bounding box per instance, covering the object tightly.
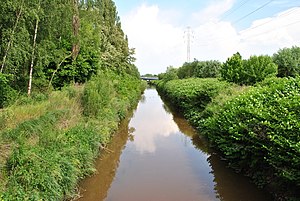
[0,0,139,107]
[159,46,300,85]
[156,46,300,200]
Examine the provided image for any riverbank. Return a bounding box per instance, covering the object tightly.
[155,77,300,201]
[0,71,146,200]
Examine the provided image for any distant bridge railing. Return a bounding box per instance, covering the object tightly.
[140,77,159,81]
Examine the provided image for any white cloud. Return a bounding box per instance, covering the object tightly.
[129,92,179,154]
[122,4,185,75]
[120,2,300,74]
[192,0,235,23]
[238,7,300,58]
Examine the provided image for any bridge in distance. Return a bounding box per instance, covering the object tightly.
[141,77,159,81]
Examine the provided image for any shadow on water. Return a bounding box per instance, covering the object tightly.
[78,88,273,201]
[78,104,138,200]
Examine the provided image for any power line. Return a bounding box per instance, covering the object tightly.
[240,7,300,33]
[243,20,300,40]
[233,0,274,25]
[221,0,251,20]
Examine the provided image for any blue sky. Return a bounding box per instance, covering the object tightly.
[114,0,300,75]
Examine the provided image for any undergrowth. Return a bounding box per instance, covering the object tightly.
[0,71,144,200]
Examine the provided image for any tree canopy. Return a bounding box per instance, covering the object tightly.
[0,0,139,101]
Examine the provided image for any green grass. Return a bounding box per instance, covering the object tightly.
[0,71,145,200]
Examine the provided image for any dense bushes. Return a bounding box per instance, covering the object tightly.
[156,78,234,123]
[202,77,300,199]
[0,71,144,200]
[156,77,300,200]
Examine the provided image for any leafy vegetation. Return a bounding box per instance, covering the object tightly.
[221,53,277,85]
[177,60,222,79]
[158,66,178,81]
[202,77,300,199]
[0,0,139,106]
[273,46,300,78]
[155,78,238,125]
[0,74,17,108]
[155,75,300,200]
[0,72,145,200]
[0,0,146,199]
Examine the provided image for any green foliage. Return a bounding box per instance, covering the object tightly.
[158,66,178,81]
[202,77,300,197]
[83,71,143,120]
[177,60,221,79]
[242,55,277,85]
[273,46,300,77]
[156,76,299,199]
[0,70,144,200]
[221,52,243,84]
[0,0,138,99]
[221,53,277,85]
[0,74,17,108]
[156,78,231,124]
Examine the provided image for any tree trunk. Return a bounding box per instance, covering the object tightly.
[27,17,39,96]
[72,0,80,60]
[1,5,23,73]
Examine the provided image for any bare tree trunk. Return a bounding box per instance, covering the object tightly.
[72,0,80,60]
[1,5,23,73]
[27,2,41,96]
[27,17,39,96]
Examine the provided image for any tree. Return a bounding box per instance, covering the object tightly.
[194,60,221,78]
[159,66,178,81]
[273,46,300,77]
[0,0,139,96]
[242,55,277,85]
[221,53,277,85]
[221,52,243,84]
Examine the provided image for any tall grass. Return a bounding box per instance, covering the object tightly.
[0,71,144,200]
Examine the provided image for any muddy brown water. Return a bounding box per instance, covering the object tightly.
[78,88,273,201]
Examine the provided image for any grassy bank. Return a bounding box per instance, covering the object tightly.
[155,77,300,200]
[0,71,146,200]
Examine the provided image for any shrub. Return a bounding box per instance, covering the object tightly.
[202,77,300,197]
[156,78,231,125]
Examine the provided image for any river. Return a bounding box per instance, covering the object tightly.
[78,88,272,201]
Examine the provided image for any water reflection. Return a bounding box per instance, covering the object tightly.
[78,88,272,201]
[160,93,273,201]
[129,89,179,154]
[78,106,136,200]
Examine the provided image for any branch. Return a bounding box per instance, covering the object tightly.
[48,53,72,89]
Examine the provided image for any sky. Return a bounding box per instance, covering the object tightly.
[113,0,300,75]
